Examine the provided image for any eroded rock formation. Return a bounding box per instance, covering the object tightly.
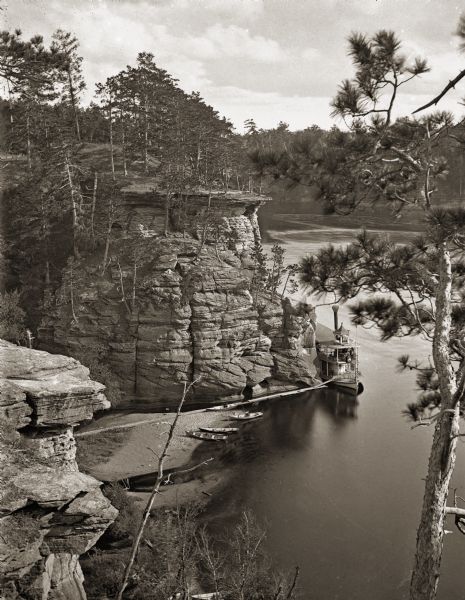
[0,340,117,600]
[40,187,317,408]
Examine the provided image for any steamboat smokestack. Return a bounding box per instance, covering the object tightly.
[332,304,339,331]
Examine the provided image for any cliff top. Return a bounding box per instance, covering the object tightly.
[120,177,270,203]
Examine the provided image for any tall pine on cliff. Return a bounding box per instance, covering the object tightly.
[292,29,465,600]
[50,30,86,141]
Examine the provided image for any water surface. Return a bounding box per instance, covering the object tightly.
[201,220,465,600]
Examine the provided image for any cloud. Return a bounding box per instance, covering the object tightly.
[202,24,286,62]
[4,0,286,98]
[4,0,465,130]
[302,47,320,61]
[202,85,334,130]
[164,0,265,22]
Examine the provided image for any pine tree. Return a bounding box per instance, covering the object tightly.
[96,76,119,177]
[51,30,86,141]
[0,29,58,96]
[296,30,465,600]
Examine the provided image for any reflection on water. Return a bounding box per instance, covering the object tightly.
[198,222,465,600]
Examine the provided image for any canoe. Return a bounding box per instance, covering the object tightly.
[187,430,228,441]
[200,426,239,434]
[230,411,263,421]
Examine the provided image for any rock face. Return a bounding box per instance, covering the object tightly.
[0,340,117,600]
[40,187,317,408]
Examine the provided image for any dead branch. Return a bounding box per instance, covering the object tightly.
[413,69,465,114]
[285,566,300,599]
[411,408,456,429]
[116,377,201,600]
[163,457,214,485]
[445,489,465,535]
[444,507,465,516]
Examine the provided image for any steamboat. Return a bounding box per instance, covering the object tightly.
[316,305,364,395]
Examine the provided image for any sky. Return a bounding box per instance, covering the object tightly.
[2,0,465,132]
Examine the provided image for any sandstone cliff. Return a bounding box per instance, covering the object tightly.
[39,185,316,408]
[0,340,117,600]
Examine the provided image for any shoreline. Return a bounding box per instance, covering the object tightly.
[76,323,335,507]
[77,408,230,481]
[77,408,245,510]
[127,468,229,510]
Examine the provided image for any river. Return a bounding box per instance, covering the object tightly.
[200,218,465,600]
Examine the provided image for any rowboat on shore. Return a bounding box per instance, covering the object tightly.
[200,426,239,434]
[205,402,242,411]
[187,430,229,441]
[172,593,222,599]
[230,411,263,421]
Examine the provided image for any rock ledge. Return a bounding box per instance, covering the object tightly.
[0,340,117,600]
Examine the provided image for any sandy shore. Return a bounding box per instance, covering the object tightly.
[127,469,227,510]
[79,408,236,481]
[77,326,333,501]
[77,354,328,484]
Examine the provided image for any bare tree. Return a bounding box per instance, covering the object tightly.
[116,377,200,600]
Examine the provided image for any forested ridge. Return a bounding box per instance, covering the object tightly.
[0,29,282,337]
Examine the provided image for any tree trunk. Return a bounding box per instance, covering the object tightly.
[121,114,128,176]
[143,95,149,173]
[410,243,460,600]
[26,112,32,170]
[102,219,111,272]
[196,136,201,175]
[281,269,292,300]
[116,259,131,313]
[67,66,81,141]
[109,98,115,178]
[91,172,98,247]
[69,262,78,323]
[196,190,212,259]
[65,153,80,258]
[101,194,114,272]
[7,81,13,125]
[164,191,171,237]
[132,259,137,311]
[45,260,50,286]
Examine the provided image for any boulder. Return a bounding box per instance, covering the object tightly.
[0,341,117,600]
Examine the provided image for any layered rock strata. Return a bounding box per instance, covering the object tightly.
[40,187,317,408]
[0,340,117,600]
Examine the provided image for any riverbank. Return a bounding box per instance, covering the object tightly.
[76,407,258,511]
[127,469,227,510]
[76,325,333,496]
[74,323,333,511]
[76,409,230,481]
